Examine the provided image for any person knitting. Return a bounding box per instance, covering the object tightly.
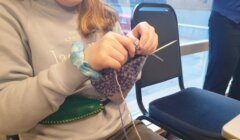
[0,0,163,140]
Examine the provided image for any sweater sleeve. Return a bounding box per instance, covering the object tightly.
[0,3,88,135]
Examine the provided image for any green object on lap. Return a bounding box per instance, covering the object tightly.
[40,95,104,125]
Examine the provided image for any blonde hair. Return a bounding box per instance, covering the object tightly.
[78,0,118,37]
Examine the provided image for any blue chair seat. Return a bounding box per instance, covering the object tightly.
[149,87,240,140]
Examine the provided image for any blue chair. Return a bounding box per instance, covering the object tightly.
[132,3,240,140]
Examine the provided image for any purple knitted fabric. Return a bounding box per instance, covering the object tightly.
[91,56,146,97]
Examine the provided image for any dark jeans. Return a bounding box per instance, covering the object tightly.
[203,11,240,100]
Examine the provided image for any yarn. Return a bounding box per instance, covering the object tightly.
[91,55,146,140]
[114,71,142,140]
[91,55,146,97]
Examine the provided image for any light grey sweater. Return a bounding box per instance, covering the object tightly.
[0,0,131,139]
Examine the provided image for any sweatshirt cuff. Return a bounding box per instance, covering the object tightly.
[52,59,88,95]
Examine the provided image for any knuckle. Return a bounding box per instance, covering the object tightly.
[105,31,114,38]
[142,21,148,25]
[126,37,132,42]
[151,27,155,32]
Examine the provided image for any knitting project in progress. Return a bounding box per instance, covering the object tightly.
[91,55,146,140]
[91,55,146,97]
[70,39,145,139]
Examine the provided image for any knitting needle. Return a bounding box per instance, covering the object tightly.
[152,40,178,54]
[151,53,164,62]
[150,40,178,62]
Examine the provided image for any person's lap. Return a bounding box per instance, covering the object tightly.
[107,120,166,140]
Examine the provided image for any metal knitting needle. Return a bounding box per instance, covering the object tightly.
[134,39,178,62]
[150,40,178,62]
[151,53,164,62]
[152,40,178,54]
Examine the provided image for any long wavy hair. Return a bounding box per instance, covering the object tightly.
[78,0,118,37]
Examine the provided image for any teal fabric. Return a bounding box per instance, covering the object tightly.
[70,41,102,80]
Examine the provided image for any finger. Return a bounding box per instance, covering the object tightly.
[126,32,140,54]
[126,31,140,46]
[112,33,136,57]
[139,24,151,49]
[105,56,122,70]
[110,38,129,61]
[107,43,128,65]
[152,33,159,53]
[145,33,158,55]
[141,27,156,55]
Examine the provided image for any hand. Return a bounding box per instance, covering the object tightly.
[127,22,158,55]
[84,32,136,71]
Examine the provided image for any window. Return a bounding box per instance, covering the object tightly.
[105,0,213,117]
